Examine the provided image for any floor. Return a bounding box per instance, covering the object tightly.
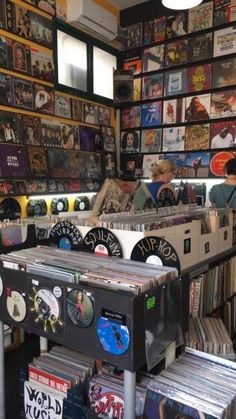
[5,333,40,419]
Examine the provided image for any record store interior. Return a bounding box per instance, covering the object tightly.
[2,0,236,418]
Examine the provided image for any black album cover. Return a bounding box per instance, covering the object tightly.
[51,197,68,215]
[166,12,188,39]
[0,197,21,221]
[0,36,10,68]
[49,220,83,251]
[79,126,95,152]
[11,77,34,110]
[55,94,71,119]
[123,23,142,50]
[26,199,47,217]
[188,32,213,63]
[27,146,48,177]
[0,73,11,106]
[120,153,143,178]
[0,144,28,178]
[0,112,19,144]
[35,83,55,114]
[17,114,41,146]
[82,227,123,258]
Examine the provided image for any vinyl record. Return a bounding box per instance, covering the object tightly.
[97,315,130,355]
[82,227,123,258]
[29,287,63,333]
[66,289,94,328]
[49,221,83,251]
[0,198,21,221]
[130,236,181,272]
[26,199,47,217]
[6,290,26,322]
[74,196,90,212]
[51,197,69,215]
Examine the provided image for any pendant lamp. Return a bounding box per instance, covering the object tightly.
[162,0,203,10]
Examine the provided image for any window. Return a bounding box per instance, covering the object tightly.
[93,46,117,99]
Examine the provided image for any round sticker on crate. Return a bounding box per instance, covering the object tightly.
[49,221,83,251]
[66,289,94,328]
[130,236,180,272]
[6,290,26,322]
[82,227,123,258]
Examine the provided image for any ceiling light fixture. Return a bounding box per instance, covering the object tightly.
[162,0,203,10]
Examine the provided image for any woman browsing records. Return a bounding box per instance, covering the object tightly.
[147,160,177,208]
[209,158,236,209]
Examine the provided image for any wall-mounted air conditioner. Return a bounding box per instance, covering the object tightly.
[66,0,118,41]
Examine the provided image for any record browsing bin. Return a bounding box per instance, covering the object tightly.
[204,209,233,254]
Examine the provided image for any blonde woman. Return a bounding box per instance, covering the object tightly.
[147,160,177,207]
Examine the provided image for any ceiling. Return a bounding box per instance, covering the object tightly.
[107,0,149,10]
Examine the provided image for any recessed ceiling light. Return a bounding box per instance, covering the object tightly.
[162,0,203,10]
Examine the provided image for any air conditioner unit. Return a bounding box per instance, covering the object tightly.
[66,0,118,41]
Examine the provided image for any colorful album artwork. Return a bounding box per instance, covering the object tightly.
[209,150,236,177]
[185,124,210,150]
[164,153,185,178]
[162,98,185,125]
[11,77,34,110]
[188,1,213,33]
[83,103,99,125]
[214,0,236,26]
[123,23,142,50]
[79,126,95,152]
[166,12,188,39]
[30,11,53,47]
[165,39,188,67]
[29,287,63,333]
[31,46,54,82]
[153,17,166,42]
[97,315,130,355]
[71,98,84,122]
[101,127,116,152]
[14,5,32,40]
[141,101,162,127]
[0,112,19,144]
[162,127,185,152]
[36,0,56,15]
[121,106,141,129]
[0,73,11,106]
[98,107,110,126]
[3,180,26,195]
[187,64,212,93]
[214,25,236,57]
[142,153,164,178]
[41,119,61,148]
[60,123,78,149]
[120,153,143,178]
[164,69,187,96]
[185,151,210,178]
[123,56,142,75]
[17,114,41,145]
[133,77,141,102]
[55,94,71,119]
[141,129,162,153]
[27,146,48,177]
[188,32,213,63]
[0,144,28,178]
[48,149,101,179]
[34,83,55,114]
[66,289,94,328]
[211,90,236,119]
[142,45,164,73]
[104,153,116,178]
[212,57,236,88]
[210,121,236,149]
[142,74,163,100]
[185,94,211,122]
[121,130,140,153]
[11,40,31,74]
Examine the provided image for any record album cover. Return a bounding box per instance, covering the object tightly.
[0,112,19,144]
[36,0,56,15]
[55,94,71,119]
[98,107,110,126]
[123,23,142,50]
[41,119,61,147]
[210,121,236,148]
[71,98,84,122]
[166,12,188,39]
[164,68,187,96]
[142,154,164,178]
[104,153,116,178]
[31,46,54,82]
[188,1,213,33]
[27,146,48,177]
[188,32,213,63]
[0,73,11,106]
[101,126,116,152]
[142,74,163,100]
[163,98,185,125]
[133,77,141,102]
[11,40,31,74]
[142,45,164,73]
[11,77,34,110]
[121,106,141,129]
[30,11,53,47]
[212,57,236,88]
[60,123,78,149]
[83,103,98,125]
[0,36,8,68]
[141,101,162,127]
[165,39,188,67]
[214,0,236,26]
[78,126,95,152]
[14,4,32,40]
[185,151,210,177]
[211,89,236,119]
[187,64,212,93]
[162,127,185,152]
[153,17,166,43]
[35,83,55,114]
[123,56,142,75]
[17,114,41,146]
[214,25,236,57]
[143,20,156,45]
[185,124,210,150]
[120,153,143,178]
[209,150,236,177]
[121,131,140,153]
[0,144,28,178]
[185,94,211,122]
[141,129,162,153]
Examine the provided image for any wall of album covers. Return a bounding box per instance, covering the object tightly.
[119,0,236,180]
[0,0,116,210]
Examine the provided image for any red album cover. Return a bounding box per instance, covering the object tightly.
[123,57,142,75]
[28,364,72,395]
[187,64,212,93]
[209,150,236,177]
